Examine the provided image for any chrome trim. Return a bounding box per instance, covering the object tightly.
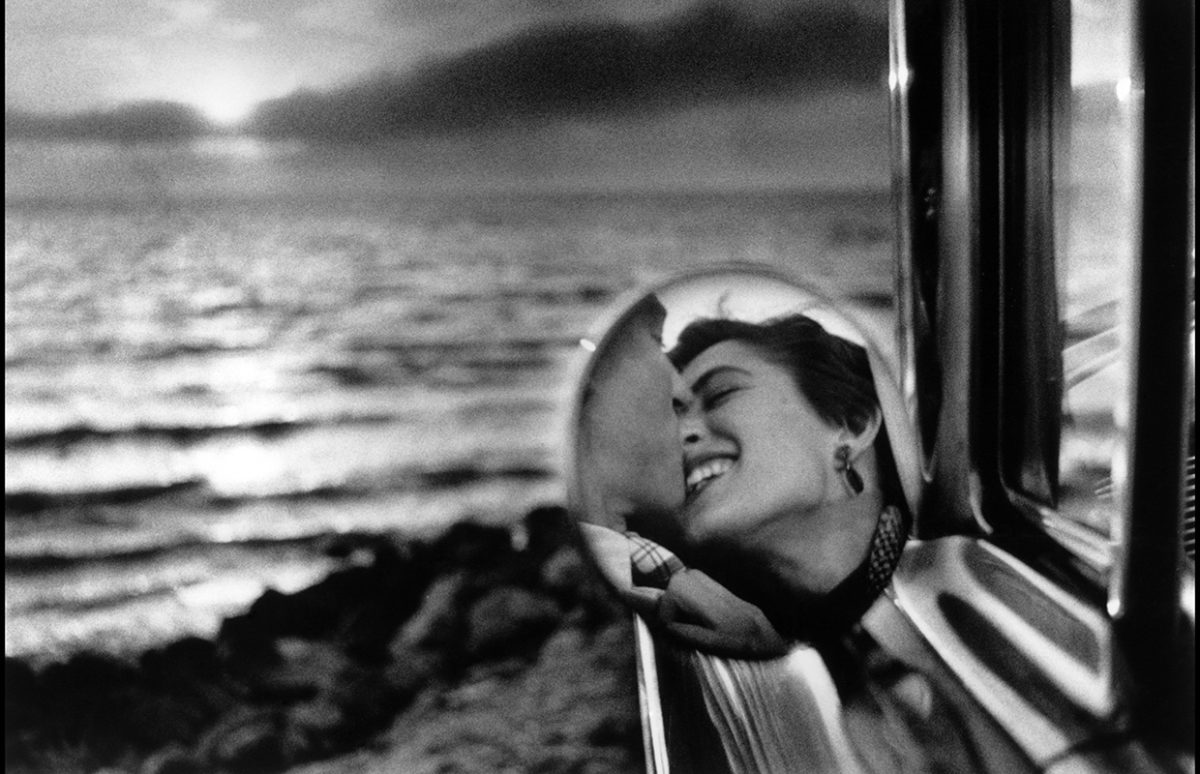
[634,615,669,774]
[777,649,866,774]
[1039,515,1115,573]
[936,0,994,536]
[1181,570,1195,627]
[1100,7,1145,623]
[1109,0,1193,674]
[1003,488,1115,575]
[888,0,919,451]
[891,537,1120,766]
[860,594,1045,774]
[687,649,869,774]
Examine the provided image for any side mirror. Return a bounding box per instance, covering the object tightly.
[567,265,922,657]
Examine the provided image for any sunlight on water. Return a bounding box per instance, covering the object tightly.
[198,438,297,498]
[188,137,298,159]
[6,186,894,657]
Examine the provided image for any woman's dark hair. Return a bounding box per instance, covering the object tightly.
[669,313,908,517]
[669,314,877,434]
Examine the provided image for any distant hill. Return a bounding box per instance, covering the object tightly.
[6,102,214,143]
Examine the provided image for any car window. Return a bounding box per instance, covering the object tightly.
[1048,0,1141,570]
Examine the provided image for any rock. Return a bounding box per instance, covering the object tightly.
[325,664,402,732]
[574,577,628,632]
[218,545,433,667]
[306,548,435,661]
[589,622,638,672]
[198,707,286,774]
[585,713,639,749]
[152,636,222,679]
[431,522,515,576]
[392,572,470,651]
[245,638,351,700]
[138,638,239,723]
[530,752,588,774]
[468,656,529,681]
[5,657,38,732]
[288,697,343,732]
[541,547,589,602]
[123,693,211,749]
[537,626,588,667]
[283,697,345,759]
[384,645,442,701]
[38,651,139,703]
[465,586,562,661]
[216,612,283,674]
[10,513,644,774]
[36,652,148,758]
[243,588,298,636]
[522,505,574,562]
[491,507,578,592]
[325,558,431,662]
[139,744,202,774]
[440,675,503,711]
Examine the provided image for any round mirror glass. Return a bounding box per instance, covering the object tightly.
[568,265,921,657]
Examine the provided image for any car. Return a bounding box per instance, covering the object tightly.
[601,1,1194,771]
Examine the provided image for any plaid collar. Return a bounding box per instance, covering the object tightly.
[626,531,686,589]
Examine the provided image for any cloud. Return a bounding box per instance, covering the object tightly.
[148,0,218,36]
[5,2,887,144]
[250,2,887,140]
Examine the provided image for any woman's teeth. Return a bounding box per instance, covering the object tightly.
[686,458,734,495]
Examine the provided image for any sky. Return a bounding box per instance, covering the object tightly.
[5,0,894,193]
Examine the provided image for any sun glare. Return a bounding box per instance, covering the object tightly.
[191,77,261,128]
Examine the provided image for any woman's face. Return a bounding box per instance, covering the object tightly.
[677,340,846,543]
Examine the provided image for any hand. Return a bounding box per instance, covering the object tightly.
[623,569,789,658]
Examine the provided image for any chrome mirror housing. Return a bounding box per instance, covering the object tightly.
[567,265,922,656]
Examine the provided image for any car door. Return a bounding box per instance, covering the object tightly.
[888,0,1195,770]
[634,0,1194,771]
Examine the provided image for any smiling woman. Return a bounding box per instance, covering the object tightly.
[672,326,886,592]
[568,266,923,653]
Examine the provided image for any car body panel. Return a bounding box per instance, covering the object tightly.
[633,0,1194,770]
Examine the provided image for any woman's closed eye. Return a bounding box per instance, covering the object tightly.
[700,384,742,411]
[688,366,753,412]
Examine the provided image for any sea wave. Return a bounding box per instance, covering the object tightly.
[5,388,557,448]
[4,414,399,450]
[5,479,208,515]
[5,531,357,574]
[5,460,556,517]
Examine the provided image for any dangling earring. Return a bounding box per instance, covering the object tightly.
[836,444,864,495]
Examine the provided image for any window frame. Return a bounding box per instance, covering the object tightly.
[892,0,1195,750]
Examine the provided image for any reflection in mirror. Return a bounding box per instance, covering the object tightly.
[570,266,921,657]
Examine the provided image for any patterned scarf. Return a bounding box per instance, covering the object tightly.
[622,500,909,645]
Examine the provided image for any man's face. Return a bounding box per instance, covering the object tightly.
[582,295,688,525]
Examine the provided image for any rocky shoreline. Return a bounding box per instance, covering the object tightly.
[5,506,644,774]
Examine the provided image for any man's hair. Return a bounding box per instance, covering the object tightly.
[584,293,668,402]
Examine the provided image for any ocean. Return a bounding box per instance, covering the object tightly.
[5,180,895,662]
